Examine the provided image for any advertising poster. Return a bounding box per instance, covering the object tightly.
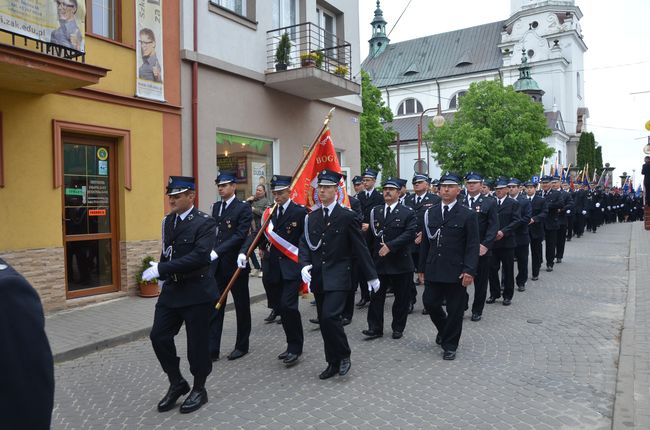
[135,0,164,101]
[0,0,86,52]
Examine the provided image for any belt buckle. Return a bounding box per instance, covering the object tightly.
[171,274,179,282]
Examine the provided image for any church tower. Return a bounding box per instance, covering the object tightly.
[513,50,545,103]
[369,0,389,57]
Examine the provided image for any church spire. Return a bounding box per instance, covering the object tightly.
[369,0,389,57]
[513,49,545,103]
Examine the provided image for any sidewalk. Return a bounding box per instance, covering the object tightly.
[613,221,650,429]
[46,276,268,363]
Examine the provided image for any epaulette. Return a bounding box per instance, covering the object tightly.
[197,210,210,218]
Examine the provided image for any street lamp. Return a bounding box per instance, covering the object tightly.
[417,103,445,174]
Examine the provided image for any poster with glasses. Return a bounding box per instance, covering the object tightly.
[135,0,164,101]
[0,0,86,52]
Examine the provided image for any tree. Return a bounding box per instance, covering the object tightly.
[576,131,603,172]
[426,80,553,180]
[359,70,396,177]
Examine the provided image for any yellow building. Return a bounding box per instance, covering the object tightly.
[0,1,181,311]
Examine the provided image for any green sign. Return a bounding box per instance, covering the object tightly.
[65,188,84,196]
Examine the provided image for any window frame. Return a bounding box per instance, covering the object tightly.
[85,0,122,43]
[396,98,423,117]
[208,0,257,29]
[448,90,467,111]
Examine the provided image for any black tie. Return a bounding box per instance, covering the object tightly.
[443,205,449,220]
[277,205,284,220]
[174,215,180,229]
[498,200,502,207]
[219,201,226,217]
[470,197,475,207]
[323,207,330,224]
[385,206,391,218]
[416,196,421,205]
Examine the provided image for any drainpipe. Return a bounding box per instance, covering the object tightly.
[395,132,400,177]
[192,0,200,205]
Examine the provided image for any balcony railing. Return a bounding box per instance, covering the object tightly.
[266,22,353,80]
[1,28,85,62]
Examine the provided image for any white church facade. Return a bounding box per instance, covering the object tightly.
[362,0,589,184]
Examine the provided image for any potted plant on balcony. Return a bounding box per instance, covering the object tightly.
[300,51,323,68]
[333,65,349,78]
[275,32,291,71]
[136,255,160,297]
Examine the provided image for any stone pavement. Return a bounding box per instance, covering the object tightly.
[49,222,646,429]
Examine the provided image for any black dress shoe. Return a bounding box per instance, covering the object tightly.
[422,308,429,315]
[486,296,498,304]
[442,350,456,360]
[408,303,414,314]
[339,357,351,376]
[566,238,572,242]
[276,318,283,324]
[531,276,539,281]
[210,351,219,362]
[309,318,320,324]
[471,313,482,322]
[319,364,339,380]
[502,298,512,306]
[227,349,248,360]
[556,258,563,264]
[264,310,278,323]
[546,266,553,272]
[517,285,526,292]
[342,317,351,326]
[179,387,208,414]
[283,353,301,366]
[435,334,442,345]
[362,329,383,339]
[392,331,403,339]
[157,380,190,412]
[277,351,288,360]
[356,298,369,308]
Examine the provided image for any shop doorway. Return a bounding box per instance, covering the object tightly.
[62,136,119,298]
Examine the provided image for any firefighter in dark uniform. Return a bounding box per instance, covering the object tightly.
[0,258,54,429]
[404,174,440,315]
[523,180,548,281]
[460,172,498,321]
[299,170,379,379]
[362,177,417,340]
[238,175,307,366]
[554,177,574,263]
[509,178,532,291]
[572,183,588,238]
[539,175,563,271]
[209,172,253,362]
[145,176,217,414]
[343,175,365,324]
[418,173,479,360]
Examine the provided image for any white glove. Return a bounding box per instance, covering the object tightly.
[237,253,247,269]
[601,208,605,212]
[301,265,312,284]
[607,206,611,210]
[566,210,571,214]
[582,210,587,215]
[142,262,159,281]
[210,250,218,261]
[595,203,601,208]
[367,278,380,293]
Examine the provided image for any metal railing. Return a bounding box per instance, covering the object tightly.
[266,22,352,80]
[1,28,85,62]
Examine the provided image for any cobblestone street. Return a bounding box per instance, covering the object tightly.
[52,222,635,429]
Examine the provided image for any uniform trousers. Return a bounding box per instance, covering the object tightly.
[566,216,574,239]
[262,277,281,313]
[544,229,558,267]
[556,225,567,259]
[489,247,515,300]
[210,272,251,355]
[514,244,529,286]
[150,302,213,386]
[468,254,490,315]
[314,290,350,366]
[343,259,360,320]
[423,281,466,352]
[367,273,411,334]
[529,238,543,277]
[574,214,585,236]
[410,251,420,305]
[267,278,303,354]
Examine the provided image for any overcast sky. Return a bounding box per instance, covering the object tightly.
[358,0,650,185]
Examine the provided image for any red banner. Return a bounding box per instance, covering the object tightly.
[289,129,349,210]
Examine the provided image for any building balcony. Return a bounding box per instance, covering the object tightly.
[265,22,360,100]
[0,30,109,94]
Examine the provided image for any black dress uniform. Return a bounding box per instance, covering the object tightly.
[524,183,548,280]
[513,181,532,290]
[0,258,54,430]
[488,179,522,304]
[149,176,217,413]
[419,173,479,358]
[555,187,574,262]
[539,176,563,270]
[356,169,384,306]
[299,170,378,378]
[364,177,417,338]
[209,172,253,360]
[572,187,588,237]
[343,192,364,322]
[242,175,307,364]
[403,174,441,309]
[460,173,498,320]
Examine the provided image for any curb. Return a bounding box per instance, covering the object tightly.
[53,291,268,363]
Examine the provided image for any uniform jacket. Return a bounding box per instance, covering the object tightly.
[557,190,574,226]
[0,259,54,430]
[404,191,441,232]
[368,203,417,274]
[212,197,253,278]
[418,203,480,283]
[299,204,377,293]
[527,194,548,240]
[539,189,563,230]
[514,195,532,246]
[493,196,522,249]
[242,200,307,282]
[572,189,588,213]
[357,189,384,224]
[158,207,218,308]
[349,195,363,223]
[459,193,499,252]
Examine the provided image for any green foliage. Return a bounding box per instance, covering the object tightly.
[426,80,553,180]
[359,70,396,177]
[593,145,603,171]
[275,32,292,65]
[136,255,157,284]
[300,51,323,68]
[577,131,602,171]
